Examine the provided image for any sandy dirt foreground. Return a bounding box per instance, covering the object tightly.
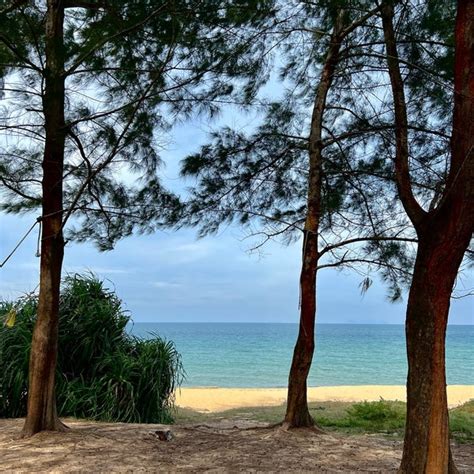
[1,418,473,473]
[176,385,474,412]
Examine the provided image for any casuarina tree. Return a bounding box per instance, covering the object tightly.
[381,1,473,472]
[0,0,273,436]
[180,0,418,429]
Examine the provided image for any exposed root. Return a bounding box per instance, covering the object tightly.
[280,421,325,434]
[20,417,69,438]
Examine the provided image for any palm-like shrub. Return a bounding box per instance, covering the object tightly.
[0,274,183,423]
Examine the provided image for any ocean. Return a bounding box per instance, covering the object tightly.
[128,323,473,388]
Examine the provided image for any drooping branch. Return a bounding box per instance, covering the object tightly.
[0,34,42,72]
[64,2,171,76]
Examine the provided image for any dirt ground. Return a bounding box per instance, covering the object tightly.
[1,418,473,473]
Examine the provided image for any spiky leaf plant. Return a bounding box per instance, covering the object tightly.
[0,274,183,423]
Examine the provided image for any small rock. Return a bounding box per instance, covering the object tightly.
[151,430,173,441]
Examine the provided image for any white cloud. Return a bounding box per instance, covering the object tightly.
[63,265,130,275]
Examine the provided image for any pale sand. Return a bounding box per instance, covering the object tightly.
[176,385,474,412]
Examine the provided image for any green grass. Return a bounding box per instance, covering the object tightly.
[176,399,474,443]
[450,400,474,443]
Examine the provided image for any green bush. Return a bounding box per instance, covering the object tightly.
[347,399,403,422]
[316,399,406,432]
[450,400,474,443]
[0,274,183,423]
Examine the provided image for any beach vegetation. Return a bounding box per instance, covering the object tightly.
[176,399,474,443]
[450,401,474,443]
[0,274,183,424]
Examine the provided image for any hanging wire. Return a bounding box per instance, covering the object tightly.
[0,217,41,268]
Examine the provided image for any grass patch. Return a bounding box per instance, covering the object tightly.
[450,400,474,443]
[317,400,405,435]
[176,399,474,443]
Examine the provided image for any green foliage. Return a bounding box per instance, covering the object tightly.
[343,399,406,430]
[450,400,474,443]
[0,296,36,417]
[176,399,474,443]
[180,1,422,300]
[0,274,183,423]
[0,0,276,249]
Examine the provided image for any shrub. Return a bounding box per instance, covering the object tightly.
[0,274,183,423]
[345,399,405,430]
[315,399,406,432]
[450,400,474,443]
[348,399,401,421]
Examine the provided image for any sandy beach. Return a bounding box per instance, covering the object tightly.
[176,385,474,412]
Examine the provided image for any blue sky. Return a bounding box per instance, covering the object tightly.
[1,209,472,324]
[0,112,472,325]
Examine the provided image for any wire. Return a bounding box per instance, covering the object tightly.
[0,217,41,268]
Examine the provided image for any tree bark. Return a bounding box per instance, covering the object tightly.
[22,0,66,437]
[284,5,382,429]
[400,0,474,470]
[400,225,469,473]
[285,231,318,428]
[382,0,474,471]
[284,11,346,429]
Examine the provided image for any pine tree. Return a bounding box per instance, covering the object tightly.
[180,0,419,428]
[0,0,274,436]
[381,1,473,471]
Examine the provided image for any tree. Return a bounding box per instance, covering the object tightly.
[0,0,274,436]
[381,1,473,471]
[180,0,417,428]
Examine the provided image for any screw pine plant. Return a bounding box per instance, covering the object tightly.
[0,274,184,424]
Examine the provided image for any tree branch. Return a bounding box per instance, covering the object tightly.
[381,1,427,228]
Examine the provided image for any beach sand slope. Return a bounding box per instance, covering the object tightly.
[176,385,474,412]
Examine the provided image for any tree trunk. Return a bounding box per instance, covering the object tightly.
[398,1,474,470]
[399,228,468,473]
[284,231,318,428]
[284,11,345,429]
[22,0,66,437]
[382,0,473,469]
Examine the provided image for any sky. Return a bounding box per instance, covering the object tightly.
[0,211,472,324]
[0,93,472,326]
[0,132,473,327]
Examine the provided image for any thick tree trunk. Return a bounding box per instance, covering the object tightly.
[396,1,474,471]
[22,0,66,437]
[399,230,468,473]
[284,12,345,429]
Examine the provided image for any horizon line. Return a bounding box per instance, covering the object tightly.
[128,321,473,326]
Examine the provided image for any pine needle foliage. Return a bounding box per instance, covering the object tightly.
[0,274,183,423]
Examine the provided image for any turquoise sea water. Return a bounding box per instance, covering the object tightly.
[129,323,473,387]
